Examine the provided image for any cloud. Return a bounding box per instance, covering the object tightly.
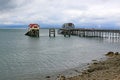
[0,0,120,28]
[0,0,14,11]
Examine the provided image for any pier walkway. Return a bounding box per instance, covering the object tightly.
[58,28,120,38]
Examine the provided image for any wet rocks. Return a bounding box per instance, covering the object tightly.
[56,75,66,80]
[105,51,119,57]
[105,51,114,56]
[46,76,50,78]
[115,52,119,55]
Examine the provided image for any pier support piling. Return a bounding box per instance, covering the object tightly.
[49,28,55,37]
[63,29,71,37]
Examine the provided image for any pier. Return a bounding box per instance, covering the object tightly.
[59,28,120,38]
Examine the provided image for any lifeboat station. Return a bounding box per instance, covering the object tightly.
[25,24,39,37]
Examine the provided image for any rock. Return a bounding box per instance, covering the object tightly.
[56,75,66,80]
[115,52,119,55]
[74,69,80,73]
[82,70,89,74]
[105,51,114,56]
[46,76,50,78]
[87,69,94,73]
[93,62,98,65]
[87,63,90,65]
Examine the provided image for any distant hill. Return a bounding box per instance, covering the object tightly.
[0,23,120,29]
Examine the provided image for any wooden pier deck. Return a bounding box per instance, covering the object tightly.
[59,28,120,38]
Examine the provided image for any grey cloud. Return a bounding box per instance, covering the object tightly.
[0,0,15,11]
[0,0,120,26]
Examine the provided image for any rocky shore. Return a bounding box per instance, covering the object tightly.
[56,52,120,80]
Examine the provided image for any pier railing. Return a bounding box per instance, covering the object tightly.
[59,28,120,38]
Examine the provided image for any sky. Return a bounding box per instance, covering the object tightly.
[0,0,120,29]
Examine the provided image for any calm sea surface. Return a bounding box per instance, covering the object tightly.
[0,29,120,80]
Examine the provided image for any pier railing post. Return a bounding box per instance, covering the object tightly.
[49,28,55,37]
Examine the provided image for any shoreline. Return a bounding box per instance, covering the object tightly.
[43,53,106,80]
[63,52,120,80]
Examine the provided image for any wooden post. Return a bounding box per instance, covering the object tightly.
[63,29,71,37]
[49,28,55,37]
[118,32,120,39]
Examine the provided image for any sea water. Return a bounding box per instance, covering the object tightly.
[0,29,120,80]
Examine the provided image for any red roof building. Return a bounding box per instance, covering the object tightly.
[28,24,39,31]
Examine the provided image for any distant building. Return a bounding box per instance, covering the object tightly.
[58,23,75,34]
[25,24,40,37]
[62,23,75,29]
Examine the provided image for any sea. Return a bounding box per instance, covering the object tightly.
[0,29,120,80]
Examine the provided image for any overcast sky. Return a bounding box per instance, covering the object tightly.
[0,0,120,28]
